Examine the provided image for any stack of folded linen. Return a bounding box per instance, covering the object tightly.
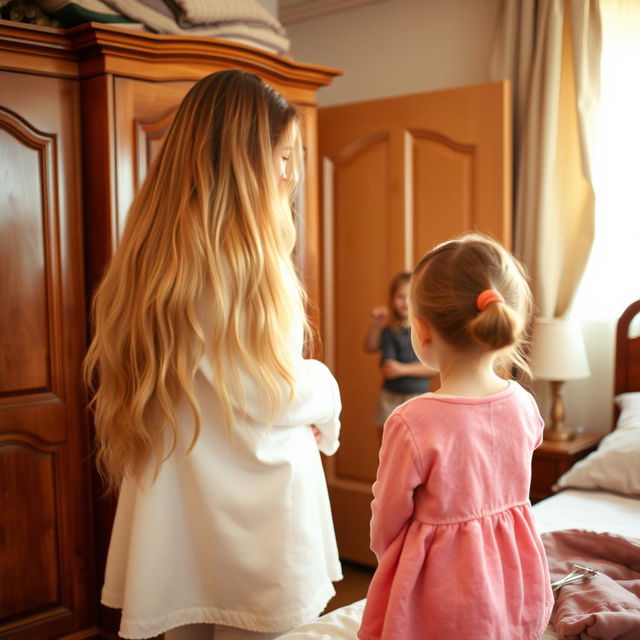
[37,0,290,55]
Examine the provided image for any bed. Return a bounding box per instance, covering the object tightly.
[281,300,640,640]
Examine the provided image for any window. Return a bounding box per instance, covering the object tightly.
[572,1,640,321]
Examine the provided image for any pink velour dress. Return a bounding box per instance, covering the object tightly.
[358,381,554,640]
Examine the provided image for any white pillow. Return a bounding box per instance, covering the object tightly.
[615,392,640,430]
[554,392,640,496]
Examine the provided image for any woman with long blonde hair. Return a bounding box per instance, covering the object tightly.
[85,69,343,640]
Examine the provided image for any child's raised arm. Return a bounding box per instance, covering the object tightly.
[363,306,388,353]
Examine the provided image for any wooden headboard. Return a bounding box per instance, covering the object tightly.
[615,299,640,398]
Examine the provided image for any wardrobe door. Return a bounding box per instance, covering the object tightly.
[0,72,94,639]
[319,81,512,564]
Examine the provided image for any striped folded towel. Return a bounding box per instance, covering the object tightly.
[104,0,289,54]
[36,0,289,55]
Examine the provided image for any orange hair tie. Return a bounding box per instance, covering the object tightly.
[476,289,504,311]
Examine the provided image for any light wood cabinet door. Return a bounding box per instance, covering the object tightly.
[319,81,512,564]
[0,72,94,639]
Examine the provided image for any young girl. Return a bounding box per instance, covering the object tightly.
[85,70,343,640]
[363,273,434,429]
[358,234,554,640]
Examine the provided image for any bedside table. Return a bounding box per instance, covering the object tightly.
[530,432,603,503]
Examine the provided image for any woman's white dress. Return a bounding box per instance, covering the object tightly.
[101,346,343,639]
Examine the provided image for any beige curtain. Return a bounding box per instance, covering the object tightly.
[491,0,602,318]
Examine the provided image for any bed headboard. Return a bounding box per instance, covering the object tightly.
[615,299,640,398]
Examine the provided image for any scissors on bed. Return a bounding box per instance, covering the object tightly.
[551,564,599,592]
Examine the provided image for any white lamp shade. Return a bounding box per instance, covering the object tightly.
[530,318,591,381]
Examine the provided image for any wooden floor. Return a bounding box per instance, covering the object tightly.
[325,561,374,613]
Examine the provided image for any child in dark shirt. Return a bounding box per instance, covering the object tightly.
[363,272,435,430]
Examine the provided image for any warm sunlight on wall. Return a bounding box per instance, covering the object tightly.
[572,0,640,322]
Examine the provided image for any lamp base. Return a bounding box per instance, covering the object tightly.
[544,424,576,442]
[544,380,576,441]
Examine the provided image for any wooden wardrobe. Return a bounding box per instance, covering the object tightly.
[0,20,338,640]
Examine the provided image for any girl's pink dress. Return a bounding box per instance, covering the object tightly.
[358,381,554,640]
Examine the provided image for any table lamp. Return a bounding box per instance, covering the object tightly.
[529,318,591,441]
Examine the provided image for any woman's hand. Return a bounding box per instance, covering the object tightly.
[310,424,322,444]
[381,359,405,379]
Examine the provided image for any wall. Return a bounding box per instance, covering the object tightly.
[256,0,279,19]
[286,0,501,106]
[565,320,617,434]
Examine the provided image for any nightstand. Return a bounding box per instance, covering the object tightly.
[530,432,603,503]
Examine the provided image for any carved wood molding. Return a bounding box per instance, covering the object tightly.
[0,431,60,451]
[134,107,176,189]
[0,19,341,87]
[406,128,476,154]
[330,131,389,164]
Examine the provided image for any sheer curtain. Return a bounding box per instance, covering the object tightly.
[566,0,640,431]
[492,0,640,432]
[490,0,602,318]
[490,0,603,431]
[572,0,640,321]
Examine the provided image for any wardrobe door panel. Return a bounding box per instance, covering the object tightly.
[0,72,93,640]
[0,444,59,617]
[329,135,393,484]
[410,131,477,253]
[0,128,50,393]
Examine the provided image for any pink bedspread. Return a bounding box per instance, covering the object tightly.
[542,529,640,639]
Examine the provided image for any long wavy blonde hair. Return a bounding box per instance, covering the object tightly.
[84,70,307,490]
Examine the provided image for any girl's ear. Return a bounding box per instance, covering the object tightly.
[412,316,431,347]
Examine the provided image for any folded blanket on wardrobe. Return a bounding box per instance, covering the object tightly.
[542,529,640,639]
[103,0,289,54]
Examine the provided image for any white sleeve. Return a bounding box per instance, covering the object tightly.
[199,355,342,456]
